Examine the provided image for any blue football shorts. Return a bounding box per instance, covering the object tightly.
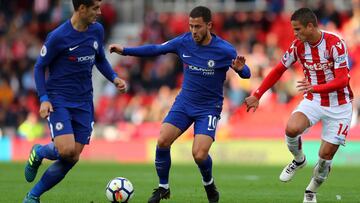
[47,98,94,145]
[163,100,221,140]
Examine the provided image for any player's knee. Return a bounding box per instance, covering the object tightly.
[58,147,77,162]
[285,124,303,137]
[157,137,172,148]
[192,150,207,163]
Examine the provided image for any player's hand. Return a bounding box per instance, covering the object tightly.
[245,95,259,112]
[231,55,246,72]
[109,44,124,55]
[113,77,127,93]
[296,78,313,93]
[39,101,53,118]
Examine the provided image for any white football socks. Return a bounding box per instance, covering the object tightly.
[285,135,305,163]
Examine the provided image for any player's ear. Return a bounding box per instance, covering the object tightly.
[307,22,315,31]
[78,4,87,13]
[207,21,213,30]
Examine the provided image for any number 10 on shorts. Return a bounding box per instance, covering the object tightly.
[207,115,218,131]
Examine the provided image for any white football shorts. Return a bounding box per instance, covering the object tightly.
[293,99,353,146]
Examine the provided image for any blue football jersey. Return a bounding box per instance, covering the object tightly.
[123,32,250,110]
[34,20,117,102]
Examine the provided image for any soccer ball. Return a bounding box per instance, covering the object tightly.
[105,177,134,203]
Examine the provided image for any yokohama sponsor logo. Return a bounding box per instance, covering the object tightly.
[303,62,333,71]
[77,54,95,62]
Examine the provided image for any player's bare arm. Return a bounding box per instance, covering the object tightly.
[245,96,259,113]
[231,55,246,71]
[109,44,124,55]
[39,101,53,119]
[113,77,127,93]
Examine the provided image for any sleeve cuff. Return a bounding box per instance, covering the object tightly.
[40,95,49,103]
[112,73,118,82]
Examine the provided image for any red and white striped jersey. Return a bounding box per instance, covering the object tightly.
[281,31,353,107]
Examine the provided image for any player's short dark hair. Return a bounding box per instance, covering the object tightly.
[291,8,318,27]
[72,0,101,11]
[190,6,212,23]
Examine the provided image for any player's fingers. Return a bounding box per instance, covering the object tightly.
[246,106,253,112]
[108,45,114,52]
[109,45,119,53]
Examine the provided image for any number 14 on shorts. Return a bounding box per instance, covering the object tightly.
[336,123,348,146]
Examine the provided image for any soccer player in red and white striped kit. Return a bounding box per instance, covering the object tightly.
[245,7,353,203]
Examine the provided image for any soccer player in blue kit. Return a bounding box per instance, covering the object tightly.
[23,1,126,202]
[110,6,251,203]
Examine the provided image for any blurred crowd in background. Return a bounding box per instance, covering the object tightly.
[0,0,359,141]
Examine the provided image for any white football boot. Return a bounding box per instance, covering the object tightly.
[279,157,307,182]
[303,191,317,203]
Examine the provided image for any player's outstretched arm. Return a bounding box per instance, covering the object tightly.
[244,63,287,113]
[109,39,177,57]
[231,55,251,78]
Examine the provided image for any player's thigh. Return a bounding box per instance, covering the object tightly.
[157,123,183,147]
[70,101,94,145]
[318,140,339,160]
[160,110,193,147]
[321,102,352,146]
[287,99,321,137]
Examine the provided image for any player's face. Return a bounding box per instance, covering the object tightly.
[291,20,311,42]
[189,17,211,44]
[80,0,102,24]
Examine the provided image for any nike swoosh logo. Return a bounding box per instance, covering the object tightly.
[182,54,191,58]
[69,45,79,51]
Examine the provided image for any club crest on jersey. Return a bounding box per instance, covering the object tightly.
[207,60,215,68]
[40,45,47,57]
[93,41,98,50]
[55,122,64,131]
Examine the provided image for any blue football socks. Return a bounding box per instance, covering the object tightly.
[36,143,60,160]
[197,155,213,183]
[29,159,75,197]
[155,147,171,185]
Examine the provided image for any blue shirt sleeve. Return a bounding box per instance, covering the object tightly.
[95,25,117,82]
[34,33,61,101]
[236,65,251,78]
[123,38,179,57]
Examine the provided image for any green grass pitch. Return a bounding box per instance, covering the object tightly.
[1,162,359,203]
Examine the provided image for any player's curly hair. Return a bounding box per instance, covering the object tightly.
[72,0,101,11]
[190,6,212,23]
[291,8,318,27]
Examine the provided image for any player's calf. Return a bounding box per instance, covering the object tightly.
[279,157,307,182]
[24,144,43,182]
[147,187,170,203]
